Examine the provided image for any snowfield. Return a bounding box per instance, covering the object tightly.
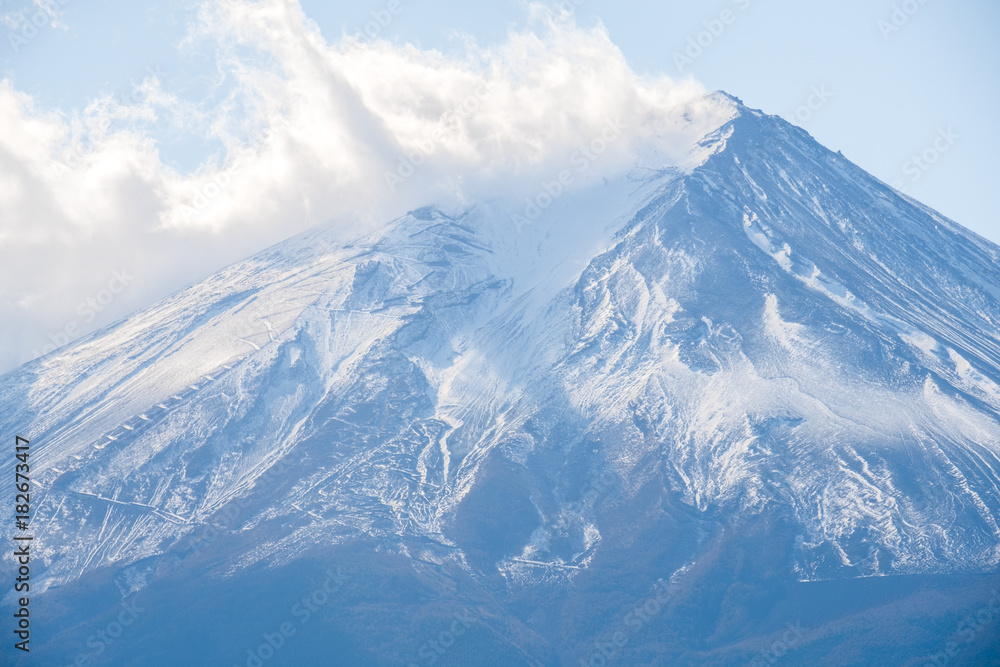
[3,92,999,665]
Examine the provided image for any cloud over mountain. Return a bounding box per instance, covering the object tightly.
[0,0,732,373]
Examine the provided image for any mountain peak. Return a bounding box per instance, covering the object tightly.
[6,89,1000,665]
[707,89,747,108]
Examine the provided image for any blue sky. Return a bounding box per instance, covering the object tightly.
[0,0,997,372]
[4,0,996,237]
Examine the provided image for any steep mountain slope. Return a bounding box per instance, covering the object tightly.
[2,93,999,666]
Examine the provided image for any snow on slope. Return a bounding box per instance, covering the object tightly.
[2,92,999,615]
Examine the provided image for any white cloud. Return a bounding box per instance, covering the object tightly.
[0,0,734,373]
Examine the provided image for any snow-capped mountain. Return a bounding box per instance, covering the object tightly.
[3,92,999,665]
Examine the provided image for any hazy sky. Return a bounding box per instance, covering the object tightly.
[0,0,996,373]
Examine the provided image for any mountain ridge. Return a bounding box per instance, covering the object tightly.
[3,91,1000,665]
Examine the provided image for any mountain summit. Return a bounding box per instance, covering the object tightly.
[3,94,999,665]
